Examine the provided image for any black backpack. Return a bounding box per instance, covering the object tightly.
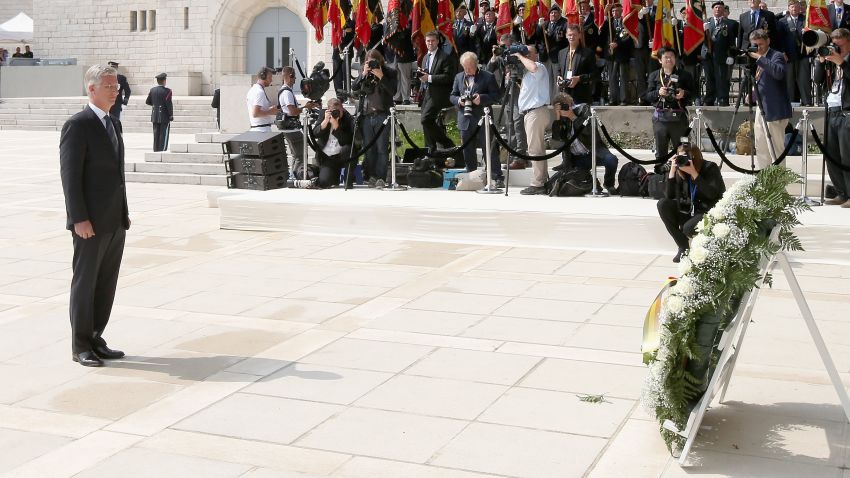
[546,169,595,197]
[617,162,648,196]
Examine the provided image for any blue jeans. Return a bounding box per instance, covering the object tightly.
[572,152,618,188]
[361,113,389,181]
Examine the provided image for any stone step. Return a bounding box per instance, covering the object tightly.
[128,162,226,175]
[125,171,226,186]
[169,142,228,154]
[145,151,228,164]
[196,132,238,144]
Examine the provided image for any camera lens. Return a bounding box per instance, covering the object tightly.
[331,109,340,119]
[818,46,833,56]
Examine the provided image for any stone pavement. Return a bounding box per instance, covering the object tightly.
[0,130,849,477]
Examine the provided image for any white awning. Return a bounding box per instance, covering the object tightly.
[0,12,33,42]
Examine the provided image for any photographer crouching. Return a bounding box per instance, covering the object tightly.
[642,48,695,172]
[354,50,398,187]
[451,52,503,186]
[278,66,320,177]
[312,98,356,188]
[552,93,618,194]
[657,143,725,263]
[813,28,850,207]
[748,29,792,169]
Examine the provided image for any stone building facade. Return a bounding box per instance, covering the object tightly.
[0,1,31,23]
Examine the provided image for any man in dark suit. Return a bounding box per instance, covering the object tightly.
[107,61,131,120]
[558,24,597,105]
[59,64,130,367]
[453,4,476,55]
[738,0,777,51]
[749,28,791,169]
[703,1,737,106]
[601,4,634,105]
[777,1,812,105]
[419,30,459,152]
[145,73,173,152]
[476,10,499,64]
[450,51,504,186]
[829,0,850,30]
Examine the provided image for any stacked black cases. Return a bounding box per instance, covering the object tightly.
[224,131,290,190]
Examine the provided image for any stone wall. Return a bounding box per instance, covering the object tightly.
[0,0,32,22]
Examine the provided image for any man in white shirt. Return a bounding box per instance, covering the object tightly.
[514,45,553,195]
[278,66,320,176]
[246,66,280,132]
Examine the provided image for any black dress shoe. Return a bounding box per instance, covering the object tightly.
[73,351,104,367]
[672,248,686,263]
[93,345,125,360]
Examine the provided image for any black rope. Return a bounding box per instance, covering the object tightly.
[349,120,389,159]
[704,127,800,174]
[811,127,850,172]
[488,123,583,161]
[599,123,675,165]
[396,121,482,158]
[294,57,306,79]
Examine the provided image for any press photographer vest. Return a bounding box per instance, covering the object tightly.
[278,85,299,120]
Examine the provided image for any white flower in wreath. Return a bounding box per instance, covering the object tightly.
[691,234,710,250]
[673,276,695,297]
[664,295,685,315]
[678,257,692,275]
[690,246,708,264]
[712,223,731,238]
[709,207,726,221]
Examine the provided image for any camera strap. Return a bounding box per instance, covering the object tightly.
[688,179,697,216]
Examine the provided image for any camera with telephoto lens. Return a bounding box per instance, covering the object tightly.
[459,92,474,117]
[300,61,331,102]
[676,137,692,167]
[818,44,837,57]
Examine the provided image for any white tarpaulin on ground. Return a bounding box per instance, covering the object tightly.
[0,12,33,41]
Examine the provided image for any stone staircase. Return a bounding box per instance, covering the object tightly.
[0,96,218,133]
[124,129,833,195]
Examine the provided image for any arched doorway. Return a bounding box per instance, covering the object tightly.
[246,7,307,73]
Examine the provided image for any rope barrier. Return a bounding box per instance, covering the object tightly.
[488,123,583,161]
[598,123,675,165]
[396,121,482,158]
[703,127,800,174]
[303,119,390,161]
[810,127,850,172]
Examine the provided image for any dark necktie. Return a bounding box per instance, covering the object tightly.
[751,11,756,27]
[838,7,844,27]
[104,115,120,158]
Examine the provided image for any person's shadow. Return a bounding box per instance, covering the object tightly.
[101,355,342,383]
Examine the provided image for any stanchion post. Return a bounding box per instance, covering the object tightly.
[694,108,703,151]
[383,108,407,191]
[799,109,822,206]
[302,108,310,181]
[585,108,608,198]
[477,107,502,194]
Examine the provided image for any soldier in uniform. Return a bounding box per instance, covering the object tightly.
[454,4,476,55]
[777,0,812,105]
[476,9,499,64]
[702,1,737,106]
[635,0,657,105]
[580,0,600,52]
[601,3,634,105]
[145,73,173,152]
[545,5,569,97]
[107,61,131,120]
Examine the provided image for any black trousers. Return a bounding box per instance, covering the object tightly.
[826,112,850,199]
[786,57,812,105]
[702,57,730,106]
[70,228,126,354]
[318,148,354,188]
[153,122,170,152]
[461,126,503,179]
[657,199,703,251]
[422,111,456,151]
[652,117,690,161]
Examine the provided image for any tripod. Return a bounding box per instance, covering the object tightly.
[343,93,368,190]
[721,59,757,170]
[498,67,522,196]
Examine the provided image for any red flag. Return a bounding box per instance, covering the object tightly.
[496,0,514,35]
[411,0,436,61]
[683,0,705,55]
[562,0,580,25]
[307,0,329,42]
[652,0,674,55]
[354,0,372,48]
[438,1,457,51]
[523,0,541,35]
[329,0,345,46]
[621,1,640,41]
[806,0,831,33]
[593,0,606,28]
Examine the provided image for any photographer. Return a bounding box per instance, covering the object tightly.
[814,28,850,207]
[557,24,596,106]
[312,98,356,188]
[642,48,695,169]
[657,144,725,262]
[279,66,320,176]
[552,93,619,194]
[513,45,553,195]
[487,33,528,169]
[450,52,504,186]
[246,66,280,132]
[419,31,459,153]
[748,29,791,169]
[357,49,398,187]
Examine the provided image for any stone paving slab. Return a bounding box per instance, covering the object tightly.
[0,130,848,477]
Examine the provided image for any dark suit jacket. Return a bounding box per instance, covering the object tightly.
[582,15,601,52]
[665,161,725,215]
[453,18,476,55]
[777,14,807,60]
[476,22,499,64]
[558,47,596,105]
[552,103,611,164]
[449,69,500,130]
[637,6,656,50]
[705,16,737,59]
[421,49,458,117]
[546,17,569,62]
[738,9,777,50]
[110,74,131,116]
[829,3,850,30]
[601,19,634,62]
[146,85,173,123]
[754,48,791,122]
[60,106,129,234]
[642,68,695,110]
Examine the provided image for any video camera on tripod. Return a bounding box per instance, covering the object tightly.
[300,61,331,102]
[493,44,528,77]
